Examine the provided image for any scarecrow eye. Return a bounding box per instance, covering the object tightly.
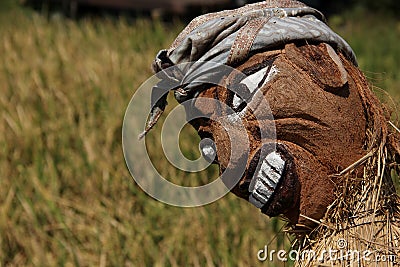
[232,65,279,111]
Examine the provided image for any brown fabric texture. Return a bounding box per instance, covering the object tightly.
[144,0,400,228]
[191,43,368,226]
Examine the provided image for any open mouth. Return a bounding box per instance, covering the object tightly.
[198,130,287,211]
[242,144,287,209]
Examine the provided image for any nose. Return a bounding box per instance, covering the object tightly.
[199,138,217,163]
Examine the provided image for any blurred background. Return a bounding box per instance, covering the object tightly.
[0,0,399,266]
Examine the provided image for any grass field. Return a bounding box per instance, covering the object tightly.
[0,3,399,267]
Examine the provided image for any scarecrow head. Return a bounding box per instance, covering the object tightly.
[187,44,368,227]
[141,0,375,227]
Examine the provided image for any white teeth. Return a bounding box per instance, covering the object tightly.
[248,151,286,209]
[260,160,280,185]
[265,151,285,174]
[249,195,264,209]
[254,180,273,199]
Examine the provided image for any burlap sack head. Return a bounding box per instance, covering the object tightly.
[190,43,367,226]
[142,0,400,228]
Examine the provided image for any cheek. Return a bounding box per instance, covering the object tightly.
[198,120,255,170]
[209,125,232,168]
[195,121,231,167]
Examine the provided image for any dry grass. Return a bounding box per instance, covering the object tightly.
[0,4,399,267]
[290,13,400,266]
[290,45,400,265]
[329,10,400,103]
[0,6,288,267]
[293,144,400,266]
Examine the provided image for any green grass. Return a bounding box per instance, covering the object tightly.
[0,4,399,267]
[329,8,400,120]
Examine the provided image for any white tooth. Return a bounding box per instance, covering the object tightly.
[232,94,244,109]
[202,145,215,159]
[254,180,273,199]
[249,161,276,193]
[249,181,274,208]
[249,172,257,192]
[260,160,281,184]
[253,191,268,204]
[249,151,284,193]
[249,166,277,209]
[249,195,264,208]
[248,150,286,210]
[258,170,276,189]
[265,151,285,174]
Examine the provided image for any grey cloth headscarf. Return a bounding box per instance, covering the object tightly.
[140,0,357,137]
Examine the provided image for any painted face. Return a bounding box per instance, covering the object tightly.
[142,1,372,227]
[189,43,368,226]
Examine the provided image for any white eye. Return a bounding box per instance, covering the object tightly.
[240,67,270,93]
[233,65,279,110]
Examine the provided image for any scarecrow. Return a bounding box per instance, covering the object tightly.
[141,0,400,264]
